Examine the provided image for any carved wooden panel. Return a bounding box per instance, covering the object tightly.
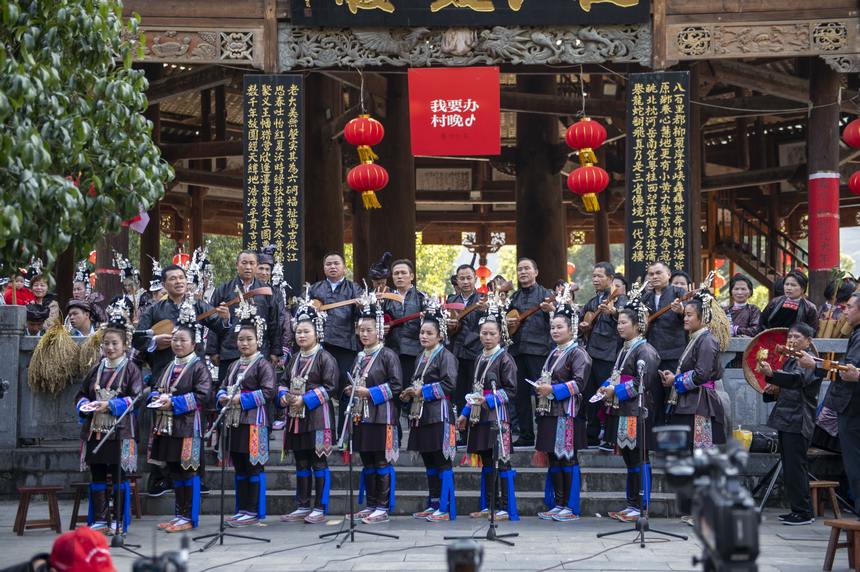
[130,27,265,68]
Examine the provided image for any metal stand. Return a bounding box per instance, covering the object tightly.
[320,383,399,547]
[92,393,145,558]
[598,361,688,547]
[446,380,518,546]
[194,406,271,552]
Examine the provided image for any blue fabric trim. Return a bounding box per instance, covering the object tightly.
[601,380,611,387]
[108,397,128,417]
[303,389,323,411]
[551,383,572,401]
[314,468,331,514]
[112,481,131,533]
[643,463,652,510]
[87,483,106,526]
[368,384,390,406]
[439,468,456,520]
[216,389,227,402]
[296,469,312,478]
[461,404,472,418]
[171,394,196,415]
[486,393,498,409]
[277,389,288,407]
[421,383,443,402]
[248,473,266,519]
[240,390,262,411]
[615,383,631,402]
[545,466,562,508]
[562,465,581,515]
[358,467,376,505]
[377,465,396,511]
[498,470,520,521]
[426,467,439,477]
[479,467,493,511]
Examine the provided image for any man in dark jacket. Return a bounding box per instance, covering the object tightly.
[446,265,483,417]
[827,292,860,517]
[506,258,554,447]
[760,322,823,525]
[641,261,687,430]
[206,251,283,382]
[579,262,627,448]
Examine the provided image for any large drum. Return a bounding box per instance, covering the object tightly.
[742,328,817,393]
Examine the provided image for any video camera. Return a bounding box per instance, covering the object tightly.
[653,426,760,572]
[132,535,190,572]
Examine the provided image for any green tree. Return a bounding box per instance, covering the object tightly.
[0,1,172,276]
[415,233,460,296]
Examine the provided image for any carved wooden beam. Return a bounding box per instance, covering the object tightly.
[160,140,243,161]
[147,65,232,105]
[172,167,243,190]
[318,71,387,100]
[499,91,626,118]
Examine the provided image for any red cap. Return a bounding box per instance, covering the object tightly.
[50,527,116,572]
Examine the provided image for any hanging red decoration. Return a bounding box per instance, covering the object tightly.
[567,165,609,213]
[566,262,576,277]
[347,163,389,209]
[173,252,191,267]
[475,264,492,291]
[843,118,860,149]
[849,171,860,196]
[565,117,607,165]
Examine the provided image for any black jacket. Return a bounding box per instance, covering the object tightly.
[149,357,212,439]
[349,346,403,425]
[642,285,688,361]
[76,359,144,442]
[383,287,426,357]
[830,326,860,415]
[466,350,517,425]
[206,277,283,360]
[509,283,553,357]
[764,358,823,440]
[538,344,591,418]
[581,290,628,362]
[607,340,660,418]
[217,355,277,428]
[761,295,819,332]
[308,279,362,352]
[403,346,458,425]
[673,330,724,419]
[278,348,338,433]
[446,291,483,361]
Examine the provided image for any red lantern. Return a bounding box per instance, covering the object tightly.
[344,114,385,163]
[714,257,726,269]
[850,171,860,196]
[475,265,492,279]
[173,252,191,267]
[567,165,609,212]
[565,117,607,165]
[843,118,860,149]
[347,163,389,209]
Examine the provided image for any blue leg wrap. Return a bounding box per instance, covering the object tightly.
[87,482,107,526]
[313,467,331,514]
[439,468,456,520]
[377,465,396,511]
[479,467,493,511]
[358,467,376,506]
[249,473,266,520]
[642,463,652,510]
[545,466,561,509]
[562,465,581,515]
[112,481,131,533]
[498,470,520,521]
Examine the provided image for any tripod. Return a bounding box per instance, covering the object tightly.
[194,403,271,552]
[446,380,518,546]
[320,381,399,547]
[598,360,687,547]
[92,393,145,558]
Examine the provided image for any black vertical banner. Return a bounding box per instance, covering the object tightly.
[243,75,304,290]
[625,71,690,284]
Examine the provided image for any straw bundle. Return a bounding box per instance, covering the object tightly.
[28,322,79,394]
[708,296,731,351]
[77,329,104,377]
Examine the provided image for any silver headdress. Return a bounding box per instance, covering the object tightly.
[149,257,164,293]
[174,294,202,344]
[357,286,385,341]
[421,297,451,345]
[102,300,134,346]
[550,282,580,339]
[293,284,327,342]
[623,281,650,333]
[74,261,92,294]
[186,244,210,295]
[478,290,512,346]
[113,252,140,286]
[234,286,266,347]
[25,257,44,288]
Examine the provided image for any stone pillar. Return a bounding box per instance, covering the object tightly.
[807,58,841,305]
[0,305,24,448]
[515,74,565,286]
[304,73,345,284]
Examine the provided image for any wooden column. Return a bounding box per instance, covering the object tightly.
[594,191,610,263]
[807,58,841,305]
[689,64,704,283]
[140,64,162,287]
[95,229,129,307]
[189,90,210,251]
[304,73,345,283]
[55,247,75,308]
[215,86,227,171]
[364,75,416,274]
[515,74,565,287]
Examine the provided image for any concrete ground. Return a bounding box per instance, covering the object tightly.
[0,501,852,571]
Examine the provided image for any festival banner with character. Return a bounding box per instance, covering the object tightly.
[243,74,304,290]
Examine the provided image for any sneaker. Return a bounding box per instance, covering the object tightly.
[494,510,510,522]
[413,506,436,519]
[426,510,450,522]
[617,509,641,523]
[361,509,390,524]
[165,519,193,533]
[538,506,563,520]
[552,508,580,522]
[147,482,172,497]
[680,515,695,527]
[272,420,286,431]
[349,507,374,520]
[281,508,312,523]
[90,521,110,534]
[782,513,815,526]
[469,508,490,519]
[304,509,326,524]
[608,507,635,521]
[777,512,793,521]
[227,514,259,527]
[597,441,614,453]
[226,511,245,523]
[158,517,181,530]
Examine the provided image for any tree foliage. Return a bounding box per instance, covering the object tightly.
[0,0,172,276]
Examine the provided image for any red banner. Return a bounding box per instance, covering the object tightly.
[408,67,500,157]
[808,172,840,270]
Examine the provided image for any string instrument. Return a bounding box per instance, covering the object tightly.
[448,281,514,335]
[775,343,857,379]
[506,284,579,337]
[311,291,404,312]
[148,287,273,336]
[384,302,466,329]
[646,271,716,329]
[580,287,621,337]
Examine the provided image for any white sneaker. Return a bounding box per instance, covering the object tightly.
[281,508,312,522]
[538,506,563,520]
[552,508,580,522]
[361,509,390,524]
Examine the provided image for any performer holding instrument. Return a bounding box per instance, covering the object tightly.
[278,293,337,525]
[402,300,459,522]
[533,284,591,523]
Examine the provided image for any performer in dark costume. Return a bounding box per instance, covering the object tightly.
[534,284,592,522]
[278,293,337,525]
[148,296,212,533]
[346,291,403,525]
[75,303,143,535]
[215,292,277,528]
[723,273,762,337]
[457,295,519,521]
[402,300,459,522]
[761,269,819,332]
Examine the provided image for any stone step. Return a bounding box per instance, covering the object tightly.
[142,488,680,518]
[199,465,676,494]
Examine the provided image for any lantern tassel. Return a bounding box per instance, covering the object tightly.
[582,193,600,212]
[578,148,598,166]
[362,190,382,209]
[357,145,379,163]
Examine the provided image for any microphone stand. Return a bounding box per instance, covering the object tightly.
[321,375,399,546]
[194,399,271,552]
[598,359,687,547]
[92,393,145,557]
[446,379,518,546]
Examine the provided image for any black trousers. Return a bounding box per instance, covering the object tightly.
[453,358,476,415]
[779,431,813,517]
[328,345,357,436]
[585,358,614,445]
[513,353,545,442]
[838,413,860,516]
[651,358,678,437]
